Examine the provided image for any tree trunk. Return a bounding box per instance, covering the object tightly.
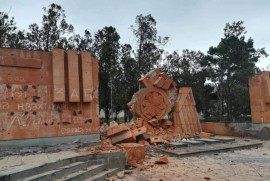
[105,108,110,123]
[124,109,127,122]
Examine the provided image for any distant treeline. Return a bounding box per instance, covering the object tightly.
[0,3,268,122]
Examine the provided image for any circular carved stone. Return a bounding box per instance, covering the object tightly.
[128,86,171,121]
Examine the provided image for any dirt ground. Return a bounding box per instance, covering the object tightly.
[111,139,270,181]
[1,139,269,181]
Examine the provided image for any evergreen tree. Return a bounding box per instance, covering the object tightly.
[203,21,268,122]
[93,26,121,123]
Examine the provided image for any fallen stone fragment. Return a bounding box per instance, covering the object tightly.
[150,136,164,144]
[199,132,211,139]
[162,78,173,90]
[117,172,125,179]
[124,170,133,174]
[132,126,147,137]
[109,120,118,128]
[137,133,151,141]
[111,130,136,144]
[138,140,150,146]
[117,143,145,162]
[155,155,168,164]
[127,160,137,168]
[161,119,173,129]
[100,123,109,136]
[143,121,154,133]
[148,118,159,127]
[102,138,112,145]
[107,123,129,137]
[154,76,166,87]
[135,118,144,128]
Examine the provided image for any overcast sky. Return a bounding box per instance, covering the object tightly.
[1,0,269,69]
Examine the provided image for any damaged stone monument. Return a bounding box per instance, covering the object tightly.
[0,48,100,148]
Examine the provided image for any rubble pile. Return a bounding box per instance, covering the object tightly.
[99,69,206,165]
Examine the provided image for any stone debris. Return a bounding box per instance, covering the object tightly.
[155,155,168,164]
[100,69,212,171]
[82,144,120,154]
[199,132,212,139]
[116,143,145,162]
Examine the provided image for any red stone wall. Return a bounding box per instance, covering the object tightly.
[0,48,99,140]
[249,72,270,123]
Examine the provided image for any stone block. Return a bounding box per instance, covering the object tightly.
[154,76,166,88]
[161,119,173,129]
[52,48,65,102]
[139,75,154,87]
[132,126,146,137]
[117,143,145,162]
[67,50,80,102]
[162,79,173,90]
[107,123,129,137]
[199,132,211,139]
[137,133,151,141]
[148,118,159,127]
[150,136,164,144]
[138,140,150,146]
[111,130,136,144]
[135,118,144,128]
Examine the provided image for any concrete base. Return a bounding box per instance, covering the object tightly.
[196,138,220,144]
[251,123,270,130]
[183,140,205,146]
[156,140,263,158]
[165,142,188,148]
[202,122,270,140]
[0,134,100,151]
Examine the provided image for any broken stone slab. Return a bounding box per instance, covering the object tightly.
[155,155,168,164]
[150,136,164,144]
[107,123,129,137]
[161,119,173,129]
[138,140,150,146]
[165,142,188,149]
[148,118,159,127]
[111,130,136,144]
[211,137,235,143]
[196,138,220,144]
[199,132,211,139]
[132,126,147,137]
[182,140,205,146]
[137,133,151,141]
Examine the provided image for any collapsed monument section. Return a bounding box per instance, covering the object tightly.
[0,48,99,141]
[127,69,201,137]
